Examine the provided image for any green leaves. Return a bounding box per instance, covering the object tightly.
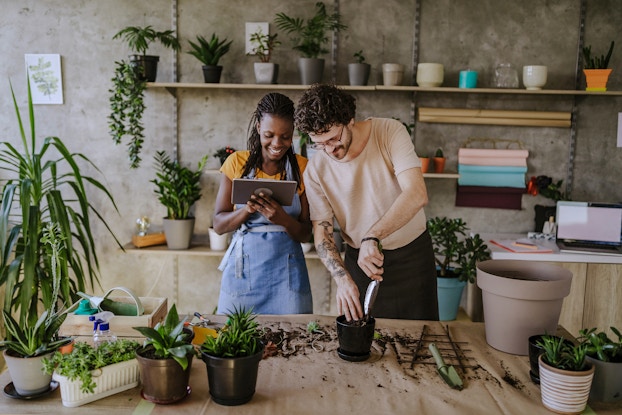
[537,334,589,371]
[133,304,195,370]
[201,306,262,358]
[113,25,181,55]
[578,327,622,363]
[1,80,121,328]
[582,41,615,69]
[275,2,347,59]
[187,34,232,66]
[427,217,491,283]
[43,340,140,394]
[108,60,146,169]
[151,150,207,220]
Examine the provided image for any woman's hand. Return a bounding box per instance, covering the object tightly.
[247,193,288,225]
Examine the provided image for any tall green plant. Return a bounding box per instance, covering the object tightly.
[0,80,121,327]
[275,2,347,59]
[151,150,207,220]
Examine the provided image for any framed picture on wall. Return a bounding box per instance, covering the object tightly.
[24,54,63,104]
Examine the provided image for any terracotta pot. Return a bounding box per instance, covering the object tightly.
[433,157,446,173]
[539,355,594,414]
[420,157,430,173]
[583,68,612,91]
[476,260,572,355]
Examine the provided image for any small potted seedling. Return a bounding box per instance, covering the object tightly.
[582,40,614,91]
[348,50,371,86]
[433,147,446,173]
[248,29,281,84]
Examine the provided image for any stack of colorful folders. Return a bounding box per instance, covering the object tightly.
[456,148,528,209]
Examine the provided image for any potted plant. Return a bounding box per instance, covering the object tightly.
[1,82,121,339]
[582,40,614,91]
[200,306,264,406]
[433,147,446,173]
[133,304,195,404]
[248,29,281,84]
[112,25,181,82]
[108,60,146,169]
[578,326,622,402]
[0,223,71,397]
[187,33,233,83]
[43,339,141,407]
[151,150,208,249]
[348,50,371,86]
[537,334,595,414]
[213,146,236,166]
[531,175,570,232]
[427,217,491,321]
[275,1,347,84]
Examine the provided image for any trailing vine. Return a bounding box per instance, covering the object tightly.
[108,60,146,169]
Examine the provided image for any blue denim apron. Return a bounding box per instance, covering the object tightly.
[217,164,312,315]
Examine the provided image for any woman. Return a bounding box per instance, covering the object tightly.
[213,92,313,315]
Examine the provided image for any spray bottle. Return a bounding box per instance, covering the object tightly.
[89,311,117,347]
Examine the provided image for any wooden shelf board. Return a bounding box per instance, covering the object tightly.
[123,242,320,259]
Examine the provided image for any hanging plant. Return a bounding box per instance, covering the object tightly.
[108,60,146,169]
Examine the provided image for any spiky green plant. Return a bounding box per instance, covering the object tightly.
[0,81,121,328]
[582,41,615,69]
[187,34,233,66]
[201,306,262,358]
[537,334,589,371]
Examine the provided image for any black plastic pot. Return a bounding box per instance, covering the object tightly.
[129,55,159,82]
[202,65,223,83]
[201,345,264,406]
[528,334,574,384]
[336,315,375,362]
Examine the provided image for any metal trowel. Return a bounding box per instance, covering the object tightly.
[429,342,463,390]
[363,280,380,322]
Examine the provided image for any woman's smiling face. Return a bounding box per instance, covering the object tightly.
[257,113,294,162]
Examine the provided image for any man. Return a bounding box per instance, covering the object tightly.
[295,84,438,321]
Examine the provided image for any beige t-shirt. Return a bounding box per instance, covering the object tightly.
[304,118,427,250]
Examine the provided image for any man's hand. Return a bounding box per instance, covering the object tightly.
[336,277,363,321]
[357,239,384,281]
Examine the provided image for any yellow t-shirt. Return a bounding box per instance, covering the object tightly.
[219,150,307,195]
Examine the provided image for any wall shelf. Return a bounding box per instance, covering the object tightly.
[206,168,458,179]
[123,242,320,259]
[147,82,622,97]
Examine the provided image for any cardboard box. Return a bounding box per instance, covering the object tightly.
[59,297,167,338]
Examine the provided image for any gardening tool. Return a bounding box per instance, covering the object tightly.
[363,279,380,322]
[429,342,463,390]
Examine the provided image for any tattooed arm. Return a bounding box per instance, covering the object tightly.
[313,220,363,321]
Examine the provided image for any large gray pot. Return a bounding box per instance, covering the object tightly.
[3,350,53,396]
[348,63,371,86]
[298,58,324,85]
[163,218,195,250]
[476,260,572,355]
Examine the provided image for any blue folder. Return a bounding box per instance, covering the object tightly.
[458,164,527,188]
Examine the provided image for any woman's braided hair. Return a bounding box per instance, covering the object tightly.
[294,84,356,134]
[242,92,303,190]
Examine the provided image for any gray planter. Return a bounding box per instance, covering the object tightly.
[298,58,324,85]
[253,62,279,84]
[163,218,195,250]
[348,63,371,86]
[586,355,622,402]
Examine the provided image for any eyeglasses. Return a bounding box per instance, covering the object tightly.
[308,126,344,151]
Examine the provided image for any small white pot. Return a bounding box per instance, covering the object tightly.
[382,63,405,86]
[538,356,594,414]
[416,63,444,87]
[209,227,230,251]
[522,65,547,90]
[3,350,53,396]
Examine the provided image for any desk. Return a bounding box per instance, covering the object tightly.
[1,315,620,414]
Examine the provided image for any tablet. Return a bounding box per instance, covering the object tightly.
[231,178,298,206]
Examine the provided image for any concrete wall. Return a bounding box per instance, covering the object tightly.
[0,0,620,316]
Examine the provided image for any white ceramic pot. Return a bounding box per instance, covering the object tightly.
[539,355,594,414]
[382,63,405,86]
[208,227,230,251]
[416,63,444,87]
[3,350,53,396]
[300,242,314,253]
[476,259,572,355]
[522,65,547,90]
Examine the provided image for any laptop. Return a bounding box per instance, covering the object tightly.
[555,201,622,255]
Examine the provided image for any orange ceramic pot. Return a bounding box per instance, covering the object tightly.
[583,69,612,91]
[420,157,431,173]
[433,157,446,173]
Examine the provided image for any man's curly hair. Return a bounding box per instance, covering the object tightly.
[294,84,356,134]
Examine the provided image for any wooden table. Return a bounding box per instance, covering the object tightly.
[1,314,620,415]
